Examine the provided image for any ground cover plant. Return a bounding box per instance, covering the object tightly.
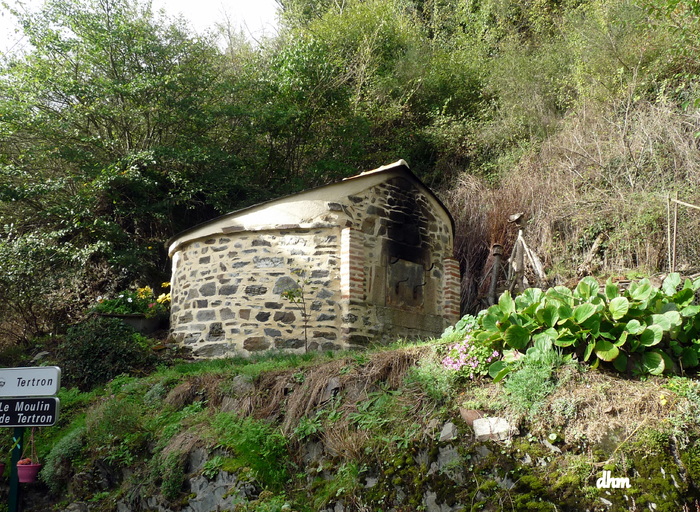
[9,275,700,512]
[450,273,700,381]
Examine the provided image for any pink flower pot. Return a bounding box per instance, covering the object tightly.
[17,463,42,482]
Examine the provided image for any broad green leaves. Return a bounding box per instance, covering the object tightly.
[477,273,700,378]
[609,297,629,320]
[504,325,530,350]
[499,291,516,315]
[640,326,663,347]
[642,351,665,375]
[594,339,619,362]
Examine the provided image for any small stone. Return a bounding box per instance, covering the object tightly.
[472,417,516,442]
[255,311,271,322]
[364,476,378,488]
[327,202,343,211]
[273,276,299,294]
[196,310,216,321]
[496,475,516,490]
[275,338,305,349]
[62,503,89,512]
[439,422,458,442]
[274,311,296,323]
[200,282,216,296]
[459,408,484,426]
[206,322,225,341]
[31,351,51,363]
[245,285,268,296]
[318,288,334,299]
[542,439,562,454]
[254,256,283,268]
[193,343,236,358]
[320,377,340,403]
[219,285,238,295]
[474,445,491,460]
[244,337,270,351]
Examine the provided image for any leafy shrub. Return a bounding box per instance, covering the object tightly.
[502,338,568,417]
[440,314,479,343]
[85,398,150,466]
[312,462,362,510]
[40,424,86,494]
[434,314,499,382]
[405,351,456,402]
[463,273,700,378]
[441,335,500,380]
[157,451,187,501]
[59,316,156,390]
[292,414,323,441]
[201,455,225,479]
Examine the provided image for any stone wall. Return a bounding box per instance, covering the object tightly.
[169,174,460,357]
[336,176,460,344]
[170,227,342,358]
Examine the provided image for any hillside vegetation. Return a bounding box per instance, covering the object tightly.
[1,0,700,344]
[2,273,700,511]
[2,2,700,508]
[5,318,700,511]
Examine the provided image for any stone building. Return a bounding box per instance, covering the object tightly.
[167,160,461,358]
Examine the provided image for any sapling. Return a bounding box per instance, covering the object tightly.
[281,269,311,353]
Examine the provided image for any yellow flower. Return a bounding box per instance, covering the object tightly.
[157,293,171,305]
[659,394,667,407]
[161,282,171,288]
[137,286,153,299]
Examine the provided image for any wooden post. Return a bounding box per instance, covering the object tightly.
[667,194,672,272]
[508,232,525,294]
[672,191,678,272]
[488,244,503,305]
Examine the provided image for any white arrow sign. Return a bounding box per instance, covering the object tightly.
[0,367,61,397]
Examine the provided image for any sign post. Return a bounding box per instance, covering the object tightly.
[8,427,23,512]
[1,367,61,512]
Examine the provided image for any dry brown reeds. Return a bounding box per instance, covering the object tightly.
[538,369,671,446]
[443,97,700,310]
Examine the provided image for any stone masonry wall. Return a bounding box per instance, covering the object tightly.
[170,227,342,358]
[334,177,459,345]
[170,173,461,357]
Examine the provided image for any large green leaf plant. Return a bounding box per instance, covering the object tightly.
[477,273,700,379]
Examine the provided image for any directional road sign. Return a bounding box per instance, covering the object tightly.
[0,397,60,427]
[0,366,61,397]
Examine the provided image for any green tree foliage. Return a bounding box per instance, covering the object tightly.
[2,0,700,340]
[0,0,244,237]
[275,0,490,181]
[0,0,251,339]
